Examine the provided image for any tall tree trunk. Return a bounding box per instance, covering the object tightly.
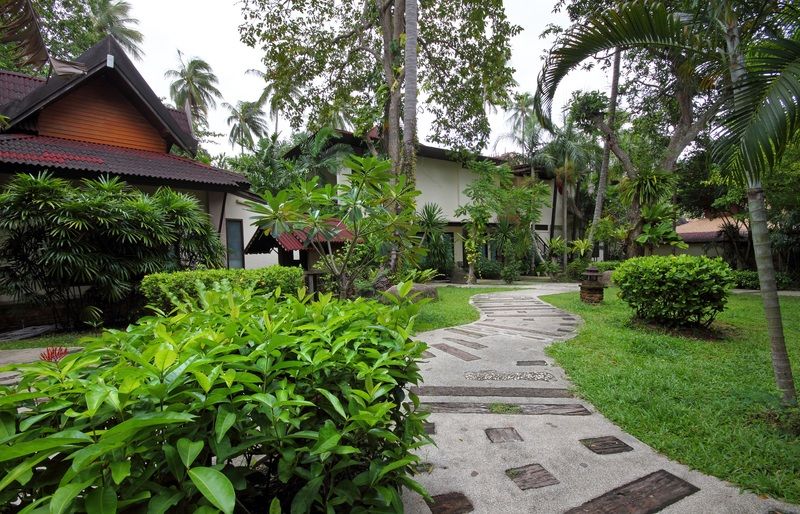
[562,157,569,269]
[748,188,796,405]
[548,181,558,242]
[722,3,796,405]
[401,0,418,184]
[588,48,620,249]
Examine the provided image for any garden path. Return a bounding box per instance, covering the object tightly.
[403,286,796,514]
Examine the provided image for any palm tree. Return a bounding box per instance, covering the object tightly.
[246,69,301,135]
[588,49,621,250]
[88,0,144,60]
[223,100,269,154]
[401,0,419,183]
[542,116,597,268]
[165,51,222,128]
[533,0,797,405]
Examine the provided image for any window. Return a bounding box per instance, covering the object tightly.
[225,219,244,269]
[535,224,549,231]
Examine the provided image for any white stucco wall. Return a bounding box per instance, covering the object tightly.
[206,191,278,269]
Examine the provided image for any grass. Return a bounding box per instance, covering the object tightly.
[0,331,96,350]
[413,286,515,333]
[489,402,523,414]
[543,288,800,504]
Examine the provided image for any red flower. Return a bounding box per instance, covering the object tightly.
[40,346,69,362]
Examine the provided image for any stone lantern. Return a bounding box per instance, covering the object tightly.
[580,265,605,304]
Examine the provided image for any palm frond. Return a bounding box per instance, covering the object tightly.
[713,37,800,184]
[0,0,48,67]
[534,1,709,130]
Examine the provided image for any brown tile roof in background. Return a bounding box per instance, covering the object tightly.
[0,134,247,188]
[676,217,748,243]
[0,71,45,106]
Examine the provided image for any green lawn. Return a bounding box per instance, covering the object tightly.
[543,289,800,503]
[413,286,515,333]
[0,331,97,350]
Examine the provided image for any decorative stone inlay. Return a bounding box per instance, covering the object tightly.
[446,327,490,338]
[580,436,633,455]
[564,470,699,514]
[421,402,591,416]
[505,463,560,490]
[485,427,523,443]
[426,492,474,514]
[423,422,436,435]
[463,370,557,382]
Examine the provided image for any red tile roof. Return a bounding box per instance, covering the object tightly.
[0,70,45,106]
[676,218,748,243]
[245,219,354,254]
[0,134,247,188]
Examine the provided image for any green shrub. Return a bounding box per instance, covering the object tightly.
[0,284,430,513]
[593,260,622,272]
[501,261,521,284]
[0,173,224,327]
[731,269,794,290]
[141,266,304,312]
[475,256,502,279]
[612,255,734,327]
[565,259,589,280]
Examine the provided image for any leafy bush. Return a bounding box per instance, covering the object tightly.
[0,284,430,513]
[140,266,304,312]
[475,256,502,279]
[732,270,794,290]
[613,255,734,327]
[565,259,589,280]
[0,173,224,327]
[593,260,622,272]
[501,261,521,284]
[535,261,560,277]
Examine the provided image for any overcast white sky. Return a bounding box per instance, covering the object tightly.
[127,0,607,157]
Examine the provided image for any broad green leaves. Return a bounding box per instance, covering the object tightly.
[188,467,235,514]
[0,286,430,513]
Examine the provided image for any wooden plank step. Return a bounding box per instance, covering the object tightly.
[426,492,474,514]
[412,386,572,398]
[430,343,481,362]
[564,470,699,514]
[506,463,560,490]
[485,427,523,443]
[580,436,634,455]
[445,327,490,339]
[422,402,591,416]
[443,337,488,350]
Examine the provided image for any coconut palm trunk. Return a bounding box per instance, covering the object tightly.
[588,49,621,251]
[722,8,796,405]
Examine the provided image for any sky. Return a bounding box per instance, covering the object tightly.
[127,0,608,157]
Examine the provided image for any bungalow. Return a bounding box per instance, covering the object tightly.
[246,130,569,270]
[0,37,272,271]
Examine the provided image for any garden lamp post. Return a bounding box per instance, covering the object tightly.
[580,265,604,304]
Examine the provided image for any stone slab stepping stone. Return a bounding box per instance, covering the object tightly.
[0,324,56,343]
[580,436,634,455]
[506,463,560,490]
[421,402,591,416]
[564,469,699,514]
[517,360,548,366]
[485,427,523,443]
[423,422,436,435]
[431,343,480,362]
[412,386,572,398]
[426,492,474,514]
[443,337,488,350]
[445,327,489,339]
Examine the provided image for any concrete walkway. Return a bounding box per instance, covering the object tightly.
[403,285,795,514]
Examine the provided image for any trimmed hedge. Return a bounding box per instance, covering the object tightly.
[593,260,622,272]
[612,255,734,327]
[141,266,304,312]
[731,269,794,290]
[475,256,502,279]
